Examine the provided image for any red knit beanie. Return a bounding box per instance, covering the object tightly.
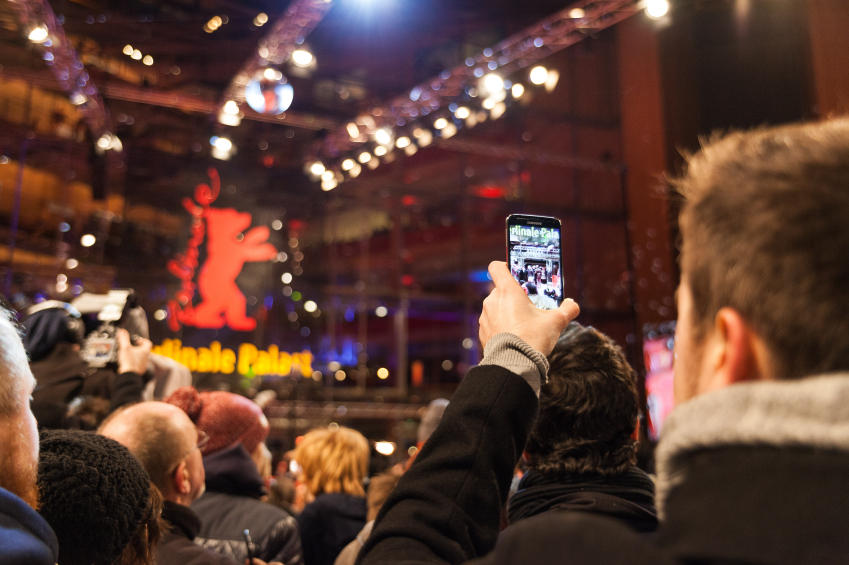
[165,387,269,456]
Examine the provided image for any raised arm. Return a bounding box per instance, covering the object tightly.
[358,262,579,565]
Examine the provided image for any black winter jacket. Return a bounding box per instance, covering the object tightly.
[297,493,367,565]
[192,443,304,565]
[0,486,58,565]
[358,365,849,565]
[158,501,237,565]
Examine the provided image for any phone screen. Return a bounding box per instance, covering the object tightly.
[506,215,564,310]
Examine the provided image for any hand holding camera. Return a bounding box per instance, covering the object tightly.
[116,329,152,375]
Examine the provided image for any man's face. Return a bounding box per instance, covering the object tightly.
[673,274,707,404]
[0,385,40,509]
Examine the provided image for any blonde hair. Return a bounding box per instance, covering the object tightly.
[295,426,369,497]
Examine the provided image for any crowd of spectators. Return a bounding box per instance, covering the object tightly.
[0,117,848,565]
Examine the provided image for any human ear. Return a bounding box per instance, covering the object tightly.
[173,460,191,494]
[701,307,764,393]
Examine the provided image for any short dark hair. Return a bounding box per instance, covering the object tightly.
[526,282,538,295]
[675,118,849,379]
[525,323,638,476]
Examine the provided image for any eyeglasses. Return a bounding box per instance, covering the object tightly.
[196,429,210,452]
[169,429,210,475]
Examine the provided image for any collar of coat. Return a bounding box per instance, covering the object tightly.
[654,372,849,518]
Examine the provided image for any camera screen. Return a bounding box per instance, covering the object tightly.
[508,222,563,310]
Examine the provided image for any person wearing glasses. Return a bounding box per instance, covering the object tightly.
[99,401,282,565]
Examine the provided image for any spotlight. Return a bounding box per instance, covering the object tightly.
[70,92,87,105]
[512,84,525,98]
[223,100,240,115]
[282,272,293,284]
[347,123,360,138]
[291,49,314,67]
[96,133,112,149]
[491,102,507,120]
[254,12,268,26]
[454,107,470,119]
[376,369,390,381]
[143,55,153,66]
[482,98,496,110]
[483,74,505,93]
[374,146,387,157]
[395,136,410,149]
[80,234,96,247]
[417,130,433,147]
[321,179,338,191]
[213,137,233,151]
[123,44,133,55]
[569,8,586,18]
[154,309,167,321]
[375,440,394,454]
[263,68,283,81]
[441,123,457,139]
[358,152,372,164]
[433,118,448,130]
[304,301,317,313]
[530,66,548,85]
[375,306,388,317]
[645,0,670,18]
[349,163,362,178]
[310,162,326,176]
[404,144,418,156]
[28,25,48,43]
[131,49,142,60]
[342,159,355,170]
[321,170,334,181]
[374,128,392,145]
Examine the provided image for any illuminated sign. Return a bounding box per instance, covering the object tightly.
[167,169,277,332]
[153,339,314,377]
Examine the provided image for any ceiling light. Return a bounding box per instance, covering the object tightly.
[374,128,392,145]
[347,123,360,138]
[395,136,410,149]
[645,0,670,18]
[417,130,433,147]
[223,100,239,115]
[70,92,87,105]
[512,84,525,98]
[483,74,505,93]
[341,158,355,171]
[254,12,268,26]
[28,26,48,43]
[349,163,362,178]
[375,440,394,453]
[375,306,388,317]
[491,102,507,120]
[433,118,448,130]
[321,170,334,181]
[213,137,233,151]
[321,178,338,191]
[454,107,470,119]
[530,66,548,85]
[291,49,314,67]
[310,162,326,176]
[282,272,293,284]
[482,98,496,110]
[376,368,390,380]
[358,152,372,164]
[96,133,112,149]
[569,8,586,18]
[304,301,317,312]
[80,234,96,247]
[143,55,153,66]
[441,123,457,139]
[131,49,142,60]
[374,146,387,156]
[123,44,133,55]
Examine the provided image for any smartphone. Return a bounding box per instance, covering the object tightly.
[506,214,564,310]
[243,529,254,563]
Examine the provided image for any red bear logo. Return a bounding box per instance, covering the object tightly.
[168,170,277,332]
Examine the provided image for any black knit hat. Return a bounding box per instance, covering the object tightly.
[37,429,151,565]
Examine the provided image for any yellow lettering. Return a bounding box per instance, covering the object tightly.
[238,343,258,375]
[256,351,271,375]
[268,345,279,373]
[211,341,222,373]
[278,352,292,376]
[221,349,236,374]
[291,353,302,377]
[197,348,213,372]
[299,350,314,376]
[180,347,198,372]
[173,340,182,363]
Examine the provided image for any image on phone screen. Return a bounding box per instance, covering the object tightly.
[507,215,564,310]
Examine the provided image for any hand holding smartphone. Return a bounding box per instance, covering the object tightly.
[506,214,564,311]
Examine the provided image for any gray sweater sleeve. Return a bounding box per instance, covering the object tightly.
[479,333,549,396]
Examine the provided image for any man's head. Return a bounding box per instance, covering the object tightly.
[99,402,205,505]
[0,309,39,509]
[524,323,638,476]
[526,282,538,296]
[673,118,849,402]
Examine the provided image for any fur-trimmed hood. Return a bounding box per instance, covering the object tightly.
[655,373,849,518]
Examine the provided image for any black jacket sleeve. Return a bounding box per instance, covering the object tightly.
[358,365,539,565]
[109,371,146,412]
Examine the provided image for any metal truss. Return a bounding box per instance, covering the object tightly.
[219,0,333,112]
[311,0,642,163]
[7,0,110,137]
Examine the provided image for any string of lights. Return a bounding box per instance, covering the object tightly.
[306,0,644,191]
[217,0,332,127]
[8,0,112,141]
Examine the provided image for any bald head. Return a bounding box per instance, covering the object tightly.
[100,402,197,495]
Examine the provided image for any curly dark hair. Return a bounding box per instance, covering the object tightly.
[524,323,639,476]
